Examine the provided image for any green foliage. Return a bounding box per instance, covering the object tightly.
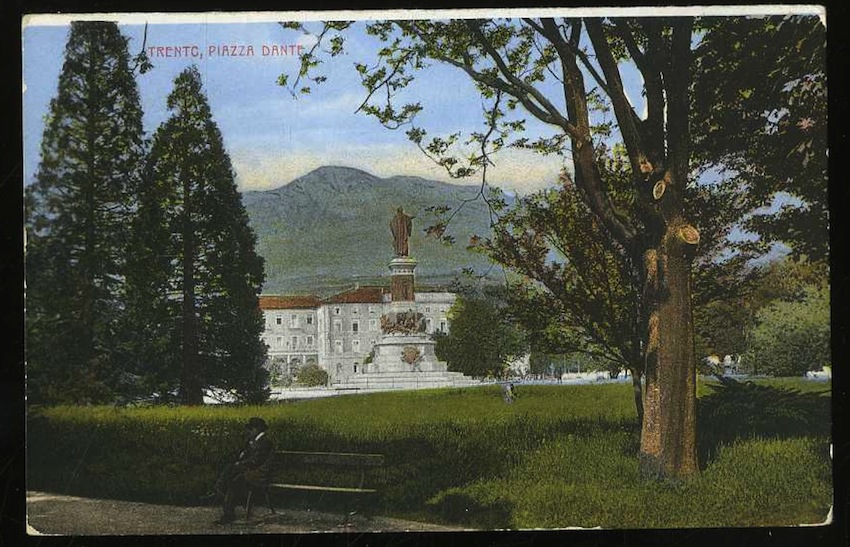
[28,379,829,527]
[295,363,328,387]
[129,66,268,403]
[435,290,526,378]
[745,285,830,376]
[693,257,828,360]
[25,22,146,404]
[486,183,641,374]
[692,15,828,261]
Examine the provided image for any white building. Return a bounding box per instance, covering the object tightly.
[260,286,455,384]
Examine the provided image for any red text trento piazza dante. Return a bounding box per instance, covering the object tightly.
[146,43,305,58]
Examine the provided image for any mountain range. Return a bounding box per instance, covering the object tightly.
[241,166,504,295]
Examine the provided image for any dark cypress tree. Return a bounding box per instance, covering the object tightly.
[25,22,146,404]
[134,66,268,404]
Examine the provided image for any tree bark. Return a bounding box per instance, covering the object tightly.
[179,170,203,405]
[638,220,699,479]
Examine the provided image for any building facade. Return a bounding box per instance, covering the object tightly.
[260,286,455,384]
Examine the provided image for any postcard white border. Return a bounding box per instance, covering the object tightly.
[23,5,827,30]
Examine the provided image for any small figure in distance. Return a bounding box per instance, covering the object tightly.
[213,417,273,525]
[502,382,516,404]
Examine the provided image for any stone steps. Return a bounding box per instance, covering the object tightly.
[332,371,479,391]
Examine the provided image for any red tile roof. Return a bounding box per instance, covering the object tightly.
[324,286,388,304]
[259,295,322,310]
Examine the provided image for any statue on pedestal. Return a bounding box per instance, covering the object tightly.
[390,207,413,257]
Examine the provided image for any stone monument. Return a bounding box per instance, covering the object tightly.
[332,207,476,391]
[370,207,444,374]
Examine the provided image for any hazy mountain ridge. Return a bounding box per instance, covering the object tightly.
[242,166,503,294]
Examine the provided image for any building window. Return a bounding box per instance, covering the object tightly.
[352,306,359,315]
[368,306,376,314]
[334,320,342,333]
[425,306,431,313]
[291,336,298,349]
[306,316,314,325]
[290,314,299,328]
[352,321,359,333]
[334,340,343,354]
[352,340,361,354]
[334,307,341,315]
[275,336,283,347]
[353,365,358,373]
[275,316,282,326]
[369,318,378,331]
[306,335,314,347]
[440,320,447,333]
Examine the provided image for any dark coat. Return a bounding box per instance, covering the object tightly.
[235,432,273,484]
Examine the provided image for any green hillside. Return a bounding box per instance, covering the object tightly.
[241,166,502,294]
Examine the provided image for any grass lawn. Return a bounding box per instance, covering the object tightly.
[27,378,832,529]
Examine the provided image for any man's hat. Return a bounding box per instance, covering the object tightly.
[245,417,268,431]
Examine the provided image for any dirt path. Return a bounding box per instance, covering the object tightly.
[26,491,466,535]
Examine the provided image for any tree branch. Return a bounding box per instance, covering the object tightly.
[613,19,665,155]
[354,47,415,115]
[666,17,695,180]
[524,18,612,99]
[584,18,648,176]
[464,20,578,138]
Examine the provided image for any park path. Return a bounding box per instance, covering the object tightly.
[25,491,464,535]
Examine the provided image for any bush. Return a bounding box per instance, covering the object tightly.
[295,363,328,387]
[745,285,830,376]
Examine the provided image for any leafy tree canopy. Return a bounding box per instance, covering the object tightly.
[745,284,830,376]
[435,287,527,378]
[26,21,146,404]
[132,66,269,404]
[692,15,827,262]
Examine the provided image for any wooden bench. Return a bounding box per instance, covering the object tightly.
[246,450,386,522]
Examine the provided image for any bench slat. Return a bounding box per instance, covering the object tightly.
[268,482,378,494]
[277,450,385,467]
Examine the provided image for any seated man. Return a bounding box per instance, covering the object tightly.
[213,417,273,524]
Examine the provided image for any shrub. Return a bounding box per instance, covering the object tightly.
[295,363,328,387]
[745,285,830,376]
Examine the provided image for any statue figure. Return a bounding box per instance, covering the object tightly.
[390,207,413,257]
[380,311,425,335]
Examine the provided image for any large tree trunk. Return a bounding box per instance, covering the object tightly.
[638,220,699,479]
[179,174,204,405]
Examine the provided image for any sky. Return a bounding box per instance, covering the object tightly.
[22,8,821,198]
[23,15,590,194]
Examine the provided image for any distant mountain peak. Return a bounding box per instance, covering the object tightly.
[308,165,377,179]
[280,165,381,193]
[241,164,501,293]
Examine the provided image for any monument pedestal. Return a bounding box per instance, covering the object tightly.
[331,217,477,392]
[366,334,444,374]
[335,336,477,391]
[388,257,416,306]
